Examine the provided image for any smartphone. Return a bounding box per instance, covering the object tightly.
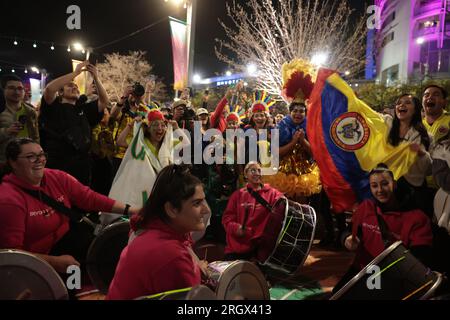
[18,115,27,125]
[88,52,97,65]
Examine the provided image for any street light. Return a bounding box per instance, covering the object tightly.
[345,71,350,76]
[247,63,258,76]
[226,71,232,77]
[73,42,84,52]
[311,52,329,66]
[416,37,425,45]
[193,74,202,83]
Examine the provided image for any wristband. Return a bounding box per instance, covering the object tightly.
[123,204,131,216]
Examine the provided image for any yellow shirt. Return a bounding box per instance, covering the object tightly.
[16,105,29,138]
[423,112,450,188]
[112,113,135,159]
[423,113,450,142]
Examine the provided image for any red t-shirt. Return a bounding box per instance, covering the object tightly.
[352,199,433,269]
[0,169,115,254]
[106,218,201,300]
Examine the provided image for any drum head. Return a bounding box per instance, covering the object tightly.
[331,241,443,300]
[0,250,68,300]
[186,285,217,300]
[214,261,270,300]
[86,221,130,294]
[135,285,216,300]
[260,197,317,275]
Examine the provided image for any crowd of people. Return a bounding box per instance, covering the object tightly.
[0,61,449,300]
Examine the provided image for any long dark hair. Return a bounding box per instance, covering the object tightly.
[132,164,202,230]
[388,94,430,150]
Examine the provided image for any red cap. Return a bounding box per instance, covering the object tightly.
[252,103,266,113]
[147,110,165,123]
[226,113,239,123]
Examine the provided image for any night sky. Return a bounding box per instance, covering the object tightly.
[0,0,370,87]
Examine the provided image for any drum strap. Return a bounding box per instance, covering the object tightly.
[19,187,97,228]
[374,207,392,249]
[247,187,272,213]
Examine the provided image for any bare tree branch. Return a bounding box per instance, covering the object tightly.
[216,0,367,99]
[97,51,167,103]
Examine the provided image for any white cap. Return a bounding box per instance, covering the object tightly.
[196,108,209,116]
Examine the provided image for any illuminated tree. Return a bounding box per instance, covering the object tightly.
[97,51,167,103]
[216,0,368,99]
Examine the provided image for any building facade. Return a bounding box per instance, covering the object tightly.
[368,0,450,85]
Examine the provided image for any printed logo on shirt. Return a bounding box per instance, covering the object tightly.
[362,222,379,233]
[29,195,66,217]
[30,208,54,217]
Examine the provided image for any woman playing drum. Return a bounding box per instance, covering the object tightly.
[0,138,140,274]
[334,163,433,293]
[222,161,283,261]
[106,164,211,300]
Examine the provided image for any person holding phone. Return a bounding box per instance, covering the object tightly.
[39,61,109,186]
[0,74,39,163]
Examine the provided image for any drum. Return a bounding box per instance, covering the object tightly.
[257,197,316,275]
[206,260,270,300]
[135,285,217,300]
[86,220,130,294]
[0,249,68,300]
[330,241,443,300]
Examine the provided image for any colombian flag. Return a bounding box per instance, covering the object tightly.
[307,69,418,213]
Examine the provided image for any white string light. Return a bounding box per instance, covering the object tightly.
[2,36,88,55]
[0,59,43,76]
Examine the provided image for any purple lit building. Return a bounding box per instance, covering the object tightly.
[368,0,450,85]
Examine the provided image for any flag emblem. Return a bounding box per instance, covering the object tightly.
[331,112,370,151]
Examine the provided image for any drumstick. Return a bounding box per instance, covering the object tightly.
[242,204,251,230]
[204,248,208,261]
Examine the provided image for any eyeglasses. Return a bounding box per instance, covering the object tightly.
[6,86,25,92]
[248,168,262,175]
[17,152,48,163]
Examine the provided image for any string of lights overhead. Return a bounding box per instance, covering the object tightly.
[0,35,85,53]
[0,59,42,75]
[0,35,90,75]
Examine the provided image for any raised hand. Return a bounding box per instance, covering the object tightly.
[74,60,89,76]
[86,64,99,80]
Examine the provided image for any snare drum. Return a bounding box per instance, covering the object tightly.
[86,220,130,294]
[331,241,443,300]
[206,260,270,300]
[0,249,68,300]
[135,285,217,300]
[258,197,316,275]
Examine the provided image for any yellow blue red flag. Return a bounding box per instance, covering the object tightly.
[307,69,417,213]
